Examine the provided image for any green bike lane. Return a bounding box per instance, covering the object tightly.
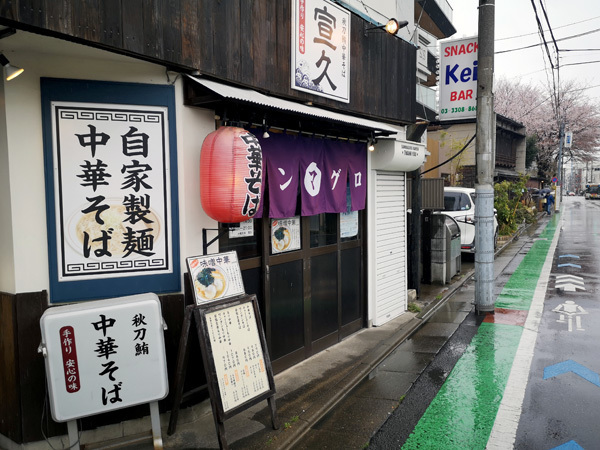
[398,214,561,449]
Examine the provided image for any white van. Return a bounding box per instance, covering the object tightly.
[443,187,498,253]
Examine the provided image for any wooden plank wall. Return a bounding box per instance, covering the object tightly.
[0,292,22,442]
[0,0,416,124]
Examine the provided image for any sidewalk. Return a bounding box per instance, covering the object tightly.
[23,219,543,450]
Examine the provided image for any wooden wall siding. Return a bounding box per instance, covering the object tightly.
[0,0,416,124]
[0,292,22,442]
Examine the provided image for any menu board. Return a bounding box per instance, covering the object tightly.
[187,252,245,304]
[205,302,270,412]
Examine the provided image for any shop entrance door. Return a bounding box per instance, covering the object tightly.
[218,210,365,373]
[263,212,365,372]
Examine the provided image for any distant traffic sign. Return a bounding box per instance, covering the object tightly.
[552,177,558,183]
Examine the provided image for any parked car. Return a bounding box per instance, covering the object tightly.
[585,184,600,199]
[443,187,498,253]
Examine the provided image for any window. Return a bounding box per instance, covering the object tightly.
[444,192,471,211]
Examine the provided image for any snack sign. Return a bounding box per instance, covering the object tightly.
[439,36,478,121]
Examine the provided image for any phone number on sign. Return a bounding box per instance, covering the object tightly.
[441,106,477,114]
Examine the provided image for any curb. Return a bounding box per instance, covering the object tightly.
[279,315,426,449]
[282,216,546,448]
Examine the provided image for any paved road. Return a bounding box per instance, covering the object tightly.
[507,196,600,449]
[290,211,543,449]
[371,207,563,448]
[371,196,600,449]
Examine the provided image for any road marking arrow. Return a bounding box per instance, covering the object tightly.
[555,283,586,292]
[556,274,584,282]
[551,440,584,450]
[558,263,582,268]
[544,360,600,387]
[559,254,580,259]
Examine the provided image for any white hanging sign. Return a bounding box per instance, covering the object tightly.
[439,36,478,121]
[291,0,350,103]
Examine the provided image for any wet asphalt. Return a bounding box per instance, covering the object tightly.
[514,196,600,448]
[291,216,541,449]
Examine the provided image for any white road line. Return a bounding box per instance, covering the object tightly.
[486,216,563,449]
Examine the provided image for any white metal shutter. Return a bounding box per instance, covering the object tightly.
[373,171,407,326]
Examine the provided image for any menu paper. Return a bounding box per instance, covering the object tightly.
[206,303,270,412]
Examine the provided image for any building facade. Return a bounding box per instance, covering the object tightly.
[0,0,459,445]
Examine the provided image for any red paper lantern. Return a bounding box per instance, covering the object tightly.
[200,127,262,223]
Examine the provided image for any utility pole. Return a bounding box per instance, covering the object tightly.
[555,121,564,212]
[474,0,495,313]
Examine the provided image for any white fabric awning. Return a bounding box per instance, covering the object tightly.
[187,75,400,134]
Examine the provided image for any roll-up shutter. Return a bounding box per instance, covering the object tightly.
[373,171,407,326]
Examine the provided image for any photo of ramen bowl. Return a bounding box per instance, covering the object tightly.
[272,226,291,252]
[68,201,161,258]
[194,266,227,301]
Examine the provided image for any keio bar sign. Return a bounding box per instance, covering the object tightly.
[439,36,478,121]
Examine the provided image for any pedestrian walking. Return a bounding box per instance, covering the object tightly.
[546,192,555,215]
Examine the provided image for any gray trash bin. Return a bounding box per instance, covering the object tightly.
[429,214,461,285]
[445,215,461,282]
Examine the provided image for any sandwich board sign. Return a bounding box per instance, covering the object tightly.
[169,252,278,449]
[39,293,168,448]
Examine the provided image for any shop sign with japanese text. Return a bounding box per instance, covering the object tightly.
[51,102,173,281]
[40,293,168,422]
[291,0,350,103]
[439,36,478,121]
[187,251,246,304]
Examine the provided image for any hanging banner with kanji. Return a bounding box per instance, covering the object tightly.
[291,0,350,103]
[51,102,173,281]
[253,131,366,218]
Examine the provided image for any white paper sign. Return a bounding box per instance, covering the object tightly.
[229,219,254,239]
[439,36,478,121]
[187,252,246,304]
[40,293,169,422]
[291,0,350,103]
[51,102,173,281]
[206,302,270,412]
[271,217,301,254]
[341,210,358,238]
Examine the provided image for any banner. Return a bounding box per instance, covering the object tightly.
[255,132,366,218]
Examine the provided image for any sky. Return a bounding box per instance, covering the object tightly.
[447,0,600,102]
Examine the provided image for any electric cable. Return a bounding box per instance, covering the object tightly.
[421,133,476,176]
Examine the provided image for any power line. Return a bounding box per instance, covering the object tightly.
[495,27,600,54]
[529,0,555,69]
[496,15,600,41]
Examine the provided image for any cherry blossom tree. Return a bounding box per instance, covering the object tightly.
[494,77,600,177]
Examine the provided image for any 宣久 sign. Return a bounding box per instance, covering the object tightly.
[39,293,168,422]
[439,36,478,121]
[291,0,350,103]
